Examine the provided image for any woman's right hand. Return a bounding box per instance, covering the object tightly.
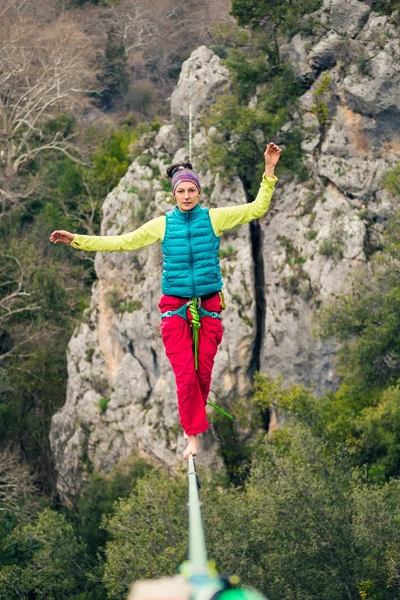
[49,230,75,245]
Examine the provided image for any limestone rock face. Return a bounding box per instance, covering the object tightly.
[343,33,400,118]
[170,45,229,120]
[325,0,371,37]
[280,34,314,80]
[258,3,400,394]
[307,32,344,70]
[51,6,400,497]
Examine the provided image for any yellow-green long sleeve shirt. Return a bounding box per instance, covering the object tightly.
[70,174,277,252]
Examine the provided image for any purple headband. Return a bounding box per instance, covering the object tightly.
[172,168,201,195]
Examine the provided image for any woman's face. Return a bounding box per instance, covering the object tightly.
[174,181,200,212]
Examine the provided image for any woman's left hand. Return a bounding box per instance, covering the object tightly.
[265,142,282,168]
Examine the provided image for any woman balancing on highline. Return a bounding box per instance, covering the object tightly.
[50,142,281,459]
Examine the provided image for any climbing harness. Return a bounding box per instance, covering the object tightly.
[161,297,222,370]
[161,295,233,420]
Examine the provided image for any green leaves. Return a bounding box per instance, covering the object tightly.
[204,38,306,195]
[203,423,400,600]
[231,0,322,36]
[0,510,93,600]
[317,216,400,391]
[103,471,187,599]
[92,127,138,193]
[76,455,153,557]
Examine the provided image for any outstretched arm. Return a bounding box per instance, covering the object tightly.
[209,142,281,236]
[49,216,166,252]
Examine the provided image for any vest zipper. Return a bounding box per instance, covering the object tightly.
[187,212,195,297]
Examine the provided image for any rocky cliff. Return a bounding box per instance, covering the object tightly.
[50,6,400,497]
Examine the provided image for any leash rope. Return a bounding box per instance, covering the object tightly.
[206,402,233,420]
[188,299,201,370]
[188,58,193,163]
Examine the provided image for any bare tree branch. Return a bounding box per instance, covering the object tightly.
[0,4,98,210]
[0,448,39,514]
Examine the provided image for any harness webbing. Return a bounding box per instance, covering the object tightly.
[160,298,222,370]
[161,295,233,420]
[188,302,201,369]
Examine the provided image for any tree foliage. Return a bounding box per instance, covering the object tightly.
[0,509,101,600]
[231,0,322,37]
[317,185,400,395]
[97,425,400,600]
[250,372,400,485]
[0,121,145,485]
[103,470,187,599]
[0,7,97,211]
[95,31,130,111]
[75,455,153,557]
[203,15,313,199]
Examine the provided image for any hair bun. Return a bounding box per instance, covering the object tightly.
[166,162,194,179]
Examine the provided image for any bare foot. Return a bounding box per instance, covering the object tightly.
[183,435,200,459]
[184,431,188,440]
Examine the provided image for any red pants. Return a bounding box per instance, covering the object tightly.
[159,294,224,435]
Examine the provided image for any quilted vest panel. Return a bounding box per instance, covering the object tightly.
[161,204,223,297]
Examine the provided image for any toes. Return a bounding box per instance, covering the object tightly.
[183,435,200,459]
[183,441,196,459]
[191,442,198,456]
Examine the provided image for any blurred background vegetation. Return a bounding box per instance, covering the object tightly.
[1,0,400,598]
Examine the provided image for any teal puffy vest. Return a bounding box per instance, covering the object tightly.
[161,204,223,297]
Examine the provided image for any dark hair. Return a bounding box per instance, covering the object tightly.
[166,162,193,179]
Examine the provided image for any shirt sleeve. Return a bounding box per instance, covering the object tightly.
[209,174,278,237]
[70,216,166,252]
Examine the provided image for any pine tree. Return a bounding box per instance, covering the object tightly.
[96,29,130,111]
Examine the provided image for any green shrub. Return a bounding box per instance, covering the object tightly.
[231,0,322,37]
[311,73,333,125]
[124,84,154,113]
[138,154,152,167]
[204,54,307,196]
[103,470,187,599]
[104,288,121,311]
[383,161,400,196]
[92,127,138,192]
[118,299,143,313]
[219,245,237,259]
[0,509,98,599]
[319,238,343,259]
[98,397,111,413]
[317,212,400,392]
[75,455,153,557]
